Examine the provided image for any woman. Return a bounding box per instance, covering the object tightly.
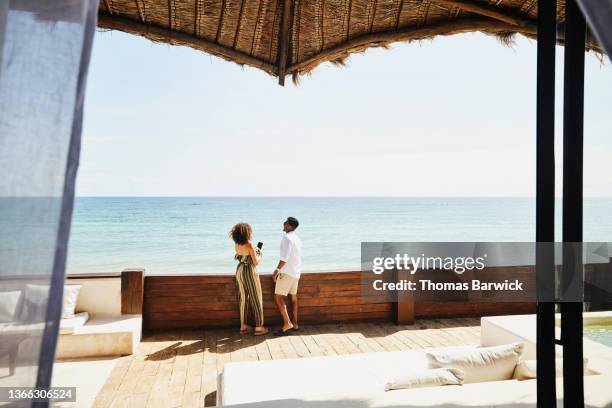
[230,223,268,335]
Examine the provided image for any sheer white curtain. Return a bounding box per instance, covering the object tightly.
[577,0,612,59]
[0,0,97,398]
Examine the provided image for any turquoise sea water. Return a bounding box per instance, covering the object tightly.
[67,197,612,275]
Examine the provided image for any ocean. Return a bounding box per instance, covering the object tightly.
[66,197,612,275]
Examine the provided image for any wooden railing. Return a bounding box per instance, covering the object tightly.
[143,269,537,331]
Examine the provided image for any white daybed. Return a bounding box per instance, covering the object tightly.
[217,315,612,407]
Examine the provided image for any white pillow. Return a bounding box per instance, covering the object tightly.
[426,343,524,383]
[61,285,82,319]
[0,291,22,323]
[513,358,589,380]
[385,368,465,391]
[23,284,82,320]
[22,284,49,321]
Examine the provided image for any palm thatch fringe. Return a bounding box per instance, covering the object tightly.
[97,0,603,86]
[287,18,538,76]
[97,12,278,76]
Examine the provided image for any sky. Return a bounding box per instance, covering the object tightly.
[77,29,612,197]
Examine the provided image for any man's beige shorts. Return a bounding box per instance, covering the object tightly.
[274,273,299,296]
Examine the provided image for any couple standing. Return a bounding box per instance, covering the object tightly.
[230,217,301,336]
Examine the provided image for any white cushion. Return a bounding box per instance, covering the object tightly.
[61,285,81,319]
[0,290,22,323]
[426,343,524,383]
[22,284,48,320]
[22,284,82,320]
[513,358,590,380]
[384,367,465,391]
[67,278,122,317]
[0,321,45,335]
[59,311,89,335]
[220,349,432,406]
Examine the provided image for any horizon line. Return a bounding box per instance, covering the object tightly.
[73,195,612,199]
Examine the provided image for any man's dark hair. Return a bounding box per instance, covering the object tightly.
[286,217,299,230]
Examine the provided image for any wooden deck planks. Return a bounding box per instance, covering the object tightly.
[93,319,480,407]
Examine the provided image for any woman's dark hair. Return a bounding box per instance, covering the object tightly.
[230,223,252,245]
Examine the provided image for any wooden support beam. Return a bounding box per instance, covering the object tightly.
[288,18,537,74]
[277,0,293,86]
[396,301,415,324]
[395,268,415,324]
[288,16,601,77]
[97,12,278,76]
[430,0,528,26]
[535,0,558,405]
[561,1,586,406]
[102,0,113,15]
[121,268,145,315]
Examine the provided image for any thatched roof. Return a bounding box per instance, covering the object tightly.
[97,0,601,85]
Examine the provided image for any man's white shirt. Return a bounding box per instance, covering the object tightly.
[279,231,302,279]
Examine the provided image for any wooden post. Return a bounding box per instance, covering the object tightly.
[395,268,415,324]
[535,0,557,406]
[561,0,586,406]
[121,268,145,315]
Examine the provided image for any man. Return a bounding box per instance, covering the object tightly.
[272,217,302,336]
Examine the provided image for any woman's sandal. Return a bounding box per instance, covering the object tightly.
[254,328,269,336]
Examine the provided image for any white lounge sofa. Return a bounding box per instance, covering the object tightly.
[217,315,612,407]
[218,346,541,407]
[219,372,611,407]
[56,276,142,359]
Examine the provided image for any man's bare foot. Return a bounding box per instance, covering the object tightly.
[240,325,252,334]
